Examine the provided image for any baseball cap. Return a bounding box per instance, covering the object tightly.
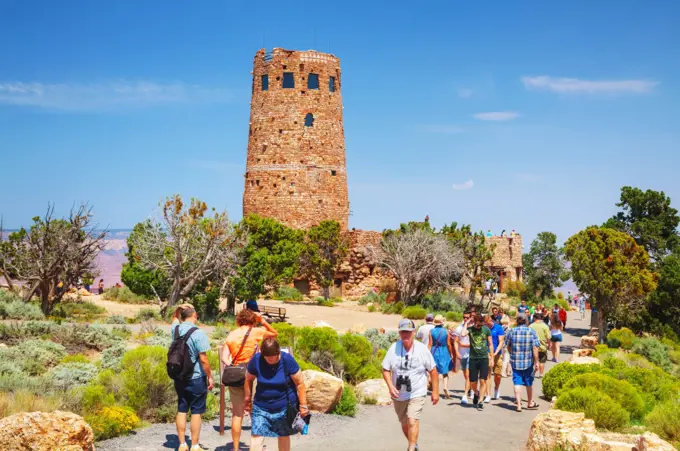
[425,313,434,322]
[398,319,416,331]
[245,300,260,312]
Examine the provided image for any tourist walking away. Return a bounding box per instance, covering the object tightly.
[557,303,568,330]
[467,313,494,410]
[529,312,550,378]
[98,279,104,295]
[244,338,309,451]
[222,307,279,451]
[484,314,505,400]
[579,295,587,320]
[429,315,454,399]
[168,305,214,451]
[382,319,439,451]
[453,312,473,404]
[549,314,563,362]
[505,314,540,412]
[500,315,513,377]
[416,313,435,346]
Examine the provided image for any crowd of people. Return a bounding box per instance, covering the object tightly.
[384,303,568,451]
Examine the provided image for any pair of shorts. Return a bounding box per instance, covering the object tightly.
[491,353,503,376]
[393,396,426,423]
[458,356,470,372]
[538,351,548,363]
[175,376,208,414]
[512,367,534,386]
[469,358,489,382]
[551,335,563,343]
[251,404,297,437]
[229,386,246,414]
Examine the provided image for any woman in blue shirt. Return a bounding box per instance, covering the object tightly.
[245,338,309,451]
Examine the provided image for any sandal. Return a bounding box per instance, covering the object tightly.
[515,405,522,412]
[527,401,539,409]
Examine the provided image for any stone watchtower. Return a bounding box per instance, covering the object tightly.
[242,48,349,230]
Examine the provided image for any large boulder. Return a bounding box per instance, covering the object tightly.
[302,370,344,413]
[580,335,599,349]
[526,410,674,451]
[572,348,594,358]
[356,379,392,406]
[570,356,601,365]
[0,411,95,450]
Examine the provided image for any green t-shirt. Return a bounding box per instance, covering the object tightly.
[468,325,491,359]
[530,321,551,352]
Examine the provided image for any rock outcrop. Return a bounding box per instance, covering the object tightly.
[526,409,674,451]
[580,335,599,349]
[572,348,594,358]
[570,356,602,365]
[355,379,392,406]
[0,410,95,451]
[302,370,344,413]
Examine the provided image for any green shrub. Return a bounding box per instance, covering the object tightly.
[296,327,340,362]
[402,306,427,320]
[632,337,673,372]
[190,288,221,321]
[563,372,645,420]
[317,299,335,307]
[363,328,399,352]
[555,387,630,430]
[134,308,161,322]
[120,346,175,420]
[0,339,67,375]
[421,292,465,313]
[606,328,637,350]
[298,360,321,371]
[105,315,127,325]
[358,291,386,305]
[61,354,90,364]
[0,295,44,320]
[81,383,116,412]
[367,305,377,313]
[602,357,628,371]
[645,401,680,446]
[557,291,565,300]
[339,333,375,384]
[503,280,527,298]
[111,326,132,341]
[86,406,139,440]
[0,372,56,394]
[593,344,620,361]
[274,286,303,302]
[103,286,152,304]
[51,363,99,389]
[331,385,357,417]
[0,321,55,344]
[52,301,106,318]
[445,311,463,322]
[542,362,601,399]
[383,301,404,315]
[0,361,24,375]
[272,323,298,349]
[51,324,121,352]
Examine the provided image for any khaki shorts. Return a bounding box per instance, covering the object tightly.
[228,386,246,415]
[492,353,504,376]
[393,396,426,423]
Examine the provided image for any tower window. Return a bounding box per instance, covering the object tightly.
[304,113,314,127]
[308,73,319,89]
[261,75,269,91]
[331,170,337,176]
[282,72,294,88]
[329,76,336,92]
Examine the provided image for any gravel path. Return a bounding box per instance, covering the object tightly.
[98,312,589,451]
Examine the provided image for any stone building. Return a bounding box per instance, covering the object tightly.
[486,235,523,291]
[242,48,349,230]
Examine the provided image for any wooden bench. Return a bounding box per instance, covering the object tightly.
[261,305,287,321]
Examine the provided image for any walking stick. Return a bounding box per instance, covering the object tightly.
[218,344,225,435]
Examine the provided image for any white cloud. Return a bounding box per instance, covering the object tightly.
[521,76,658,94]
[0,80,232,111]
[473,111,520,121]
[458,88,473,98]
[452,180,474,191]
[419,124,464,134]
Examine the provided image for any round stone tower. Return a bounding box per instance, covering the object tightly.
[242,48,349,230]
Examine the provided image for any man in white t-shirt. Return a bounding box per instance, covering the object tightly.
[453,311,473,404]
[383,319,439,451]
[415,313,435,346]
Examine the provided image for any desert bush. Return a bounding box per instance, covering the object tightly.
[61,354,90,364]
[602,357,628,371]
[111,325,132,341]
[105,315,127,325]
[363,328,399,352]
[445,311,463,322]
[557,291,565,300]
[120,346,175,420]
[0,339,67,375]
[51,363,99,390]
[563,372,645,420]
[0,320,55,343]
[503,280,527,298]
[0,360,24,375]
[52,301,106,319]
[358,291,386,306]
[542,362,601,399]
[316,298,335,307]
[96,369,125,399]
[211,324,229,341]
[382,301,404,315]
[593,344,621,361]
[0,390,63,418]
[645,401,680,446]
[402,306,427,320]
[272,322,298,349]
[339,333,378,384]
[141,329,172,348]
[134,308,161,322]
[377,279,398,294]
[296,327,339,362]
[81,383,116,412]
[367,305,377,313]
[606,328,637,350]
[52,324,121,352]
[331,385,357,417]
[421,292,465,313]
[190,288,221,322]
[632,337,673,372]
[103,286,152,304]
[0,372,56,394]
[298,360,321,371]
[555,387,629,430]
[274,286,303,302]
[86,406,139,441]
[0,296,44,320]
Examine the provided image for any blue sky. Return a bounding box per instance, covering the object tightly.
[1,0,678,247]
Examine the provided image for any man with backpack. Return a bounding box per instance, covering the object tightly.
[168,305,213,451]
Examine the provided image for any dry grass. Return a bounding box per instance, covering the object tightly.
[0,390,63,418]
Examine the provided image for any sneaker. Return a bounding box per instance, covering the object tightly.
[178,445,188,451]
[483,395,491,403]
[476,402,484,410]
[493,389,500,400]
[190,445,208,451]
[461,395,468,405]
[473,394,479,405]
[469,390,474,398]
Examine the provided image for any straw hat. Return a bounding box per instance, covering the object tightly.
[433,314,445,325]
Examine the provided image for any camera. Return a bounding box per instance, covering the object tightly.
[396,375,412,392]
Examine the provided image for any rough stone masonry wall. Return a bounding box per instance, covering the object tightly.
[243,48,349,230]
[487,235,524,281]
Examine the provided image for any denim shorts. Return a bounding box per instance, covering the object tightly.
[512,367,534,386]
[458,355,470,371]
[174,376,208,414]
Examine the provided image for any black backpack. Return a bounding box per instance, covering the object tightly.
[167,326,198,381]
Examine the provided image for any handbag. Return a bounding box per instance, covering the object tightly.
[283,354,309,433]
[221,327,252,387]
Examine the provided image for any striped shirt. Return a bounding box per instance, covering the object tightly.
[506,325,540,371]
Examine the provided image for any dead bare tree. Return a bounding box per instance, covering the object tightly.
[373,228,465,305]
[129,195,245,310]
[0,204,106,314]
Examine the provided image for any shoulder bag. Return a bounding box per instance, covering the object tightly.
[221,327,252,387]
[282,354,308,433]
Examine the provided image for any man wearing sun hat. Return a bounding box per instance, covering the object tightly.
[383,318,439,451]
